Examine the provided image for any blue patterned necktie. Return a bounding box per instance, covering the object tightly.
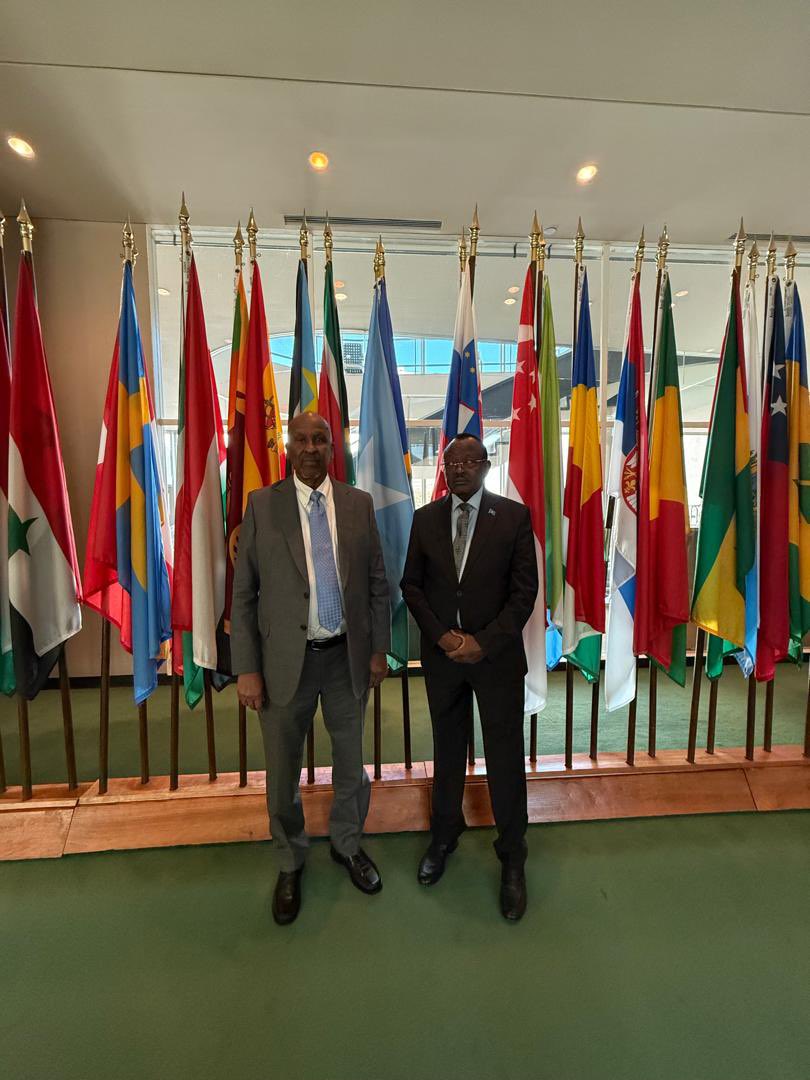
[308,490,343,632]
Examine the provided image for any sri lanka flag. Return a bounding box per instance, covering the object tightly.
[692,268,755,659]
[223,257,249,635]
[646,271,689,683]
[172,255,227,708]
[505,265,546,710]
[243,260,284,497]
[288,258,317,419]
[432,263,482,500]
[605,273,649,711]
[84,260,172,703]
[755,276,788,679]
[785,282,810,661]
[320,259,355,484]
[562,268,605,681]
[9,248,82,699]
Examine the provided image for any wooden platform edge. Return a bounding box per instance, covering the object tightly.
[2,751,809,861]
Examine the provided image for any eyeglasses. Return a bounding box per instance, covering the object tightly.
[441,458,487,472]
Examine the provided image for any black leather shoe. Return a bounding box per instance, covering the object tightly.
[330,846,383,894]
[272,867,303,926]
[417,839,458,886]
[500,865,527,921]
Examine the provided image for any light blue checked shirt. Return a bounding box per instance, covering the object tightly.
[294,472,347,640]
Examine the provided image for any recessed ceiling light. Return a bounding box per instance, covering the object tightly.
[545,225,558,236]
[576,163,598,184]
[334,279,345,288]
[7,136,34,158]
[335,292,347,301]
[504,297,516,306]
[308,151,329,172]
[507,286,520,294]
[675,289,689,298]
[158,287,171,296]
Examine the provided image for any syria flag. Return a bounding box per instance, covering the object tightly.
[8,251,82,699]
[505,265,546,710]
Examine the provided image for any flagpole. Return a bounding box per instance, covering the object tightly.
[464,206,479,768]
[527,212,543,765]
[170,193,191,792]
[646,226,670,757]
[758,236,777,751]
[741,240,761,761]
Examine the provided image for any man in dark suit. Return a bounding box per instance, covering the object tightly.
[401,434,538,920]
[231,413,390,926]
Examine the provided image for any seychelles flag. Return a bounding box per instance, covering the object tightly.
[84,260,173,703]
[432,263,482,500]
[605,273,649,710]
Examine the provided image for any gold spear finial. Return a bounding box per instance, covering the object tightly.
[785,239,797,283]
[529,212,540,265]
[734,217,746,270]
[299,210,309,261]
[634,227,646,275]
[575,217,585,267]
[537,217,546,272]
[324,213,333,263]
[17,199,33,253]
[0,212,5,250]
[656,224,670,272]
[178,192,191,259]
[767,232,777,278]
[247,207,258,263]
[233,221,244,271]
[122,216,138,267]
[373,235,385,281]
[747,239,759,283]
[459,226,468,274]
[469,204,480,260]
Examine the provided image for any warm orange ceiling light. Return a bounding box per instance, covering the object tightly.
[7,136,35,158]
[576,163,598,184]
[334,279,345,288]
[308,151,329,172]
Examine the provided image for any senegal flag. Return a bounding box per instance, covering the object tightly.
[692,267,755,657]
[785,282,810,660]
[646,271,689,684]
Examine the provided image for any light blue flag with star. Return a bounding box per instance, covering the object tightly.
[357,280,414,667]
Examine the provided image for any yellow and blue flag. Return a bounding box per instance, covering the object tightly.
[84,260,172,703]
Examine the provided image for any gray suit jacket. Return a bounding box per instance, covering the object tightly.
[230,476,391,705]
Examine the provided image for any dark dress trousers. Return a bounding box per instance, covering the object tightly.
[231,476,390,870]
[401,489,538,863]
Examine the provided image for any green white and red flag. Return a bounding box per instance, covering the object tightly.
[319,259,355,483]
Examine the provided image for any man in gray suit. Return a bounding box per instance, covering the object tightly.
[232,412,390,926]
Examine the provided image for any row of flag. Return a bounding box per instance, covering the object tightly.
[2,203,808,722]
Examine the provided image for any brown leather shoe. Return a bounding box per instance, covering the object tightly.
[330,846,383,894]
[272,867,303,925]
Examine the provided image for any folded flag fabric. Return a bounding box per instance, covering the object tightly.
[320,258,355,483]
[539,276,564,670]
[785,281,810,661]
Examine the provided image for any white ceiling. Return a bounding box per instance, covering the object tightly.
[1,0,809,242]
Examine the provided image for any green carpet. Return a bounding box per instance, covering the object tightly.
[0,663,807,787]
[2,813,809,1079]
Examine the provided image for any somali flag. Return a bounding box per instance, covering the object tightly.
[84,261,172,703]
[357,281,414,666]
[378,278,412,479]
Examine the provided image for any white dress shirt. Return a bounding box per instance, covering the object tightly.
[293,471,347,640]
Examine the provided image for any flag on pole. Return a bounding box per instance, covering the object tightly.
[432,264,482,500]
[172,255,227,708]
[288,258,317,418]
[604,273,650,710]
[506,265,547,710]
[320,258,355,483]
[8,249,82,699]
[357,280,414,667]
[223,254,249,635]
[646,271,689,683]
[243,260,284,497]
[84,260,172,703]
[539,277,564,670]
[692,269,755,662]
[0,251,13,696]
[755,276,789,679]
[378,277,412,480]
[785,281,810,661]
[562,268,604,681]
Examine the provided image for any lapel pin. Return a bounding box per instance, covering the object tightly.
[488,507,496,516]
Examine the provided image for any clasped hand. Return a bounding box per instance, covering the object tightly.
[438,629,484,664]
